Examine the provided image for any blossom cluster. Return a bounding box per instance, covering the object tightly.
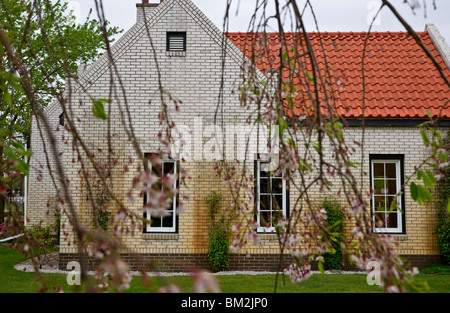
[284,262,312,284]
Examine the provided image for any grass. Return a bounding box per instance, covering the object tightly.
[1,244,449,293]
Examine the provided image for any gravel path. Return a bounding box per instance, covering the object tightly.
[14,252,364,276]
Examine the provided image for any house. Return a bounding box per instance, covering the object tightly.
[26,0,450,272]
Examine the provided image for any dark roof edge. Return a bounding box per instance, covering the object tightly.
[343,118,450,127]
[288,118,450,127]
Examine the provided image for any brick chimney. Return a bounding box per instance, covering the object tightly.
[136,1,160,24]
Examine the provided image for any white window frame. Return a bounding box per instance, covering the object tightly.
[370,159,403,234]
[145,158,178,233]
[256,159,287,233]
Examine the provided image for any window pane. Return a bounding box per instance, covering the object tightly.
[151,217,162,228]
[387,196,398,212]
[387,212,398,228]
[260,169,269,178]
[272,178,283,194]
[385,163,397,179]
[260,195,270,210]
[163,161,175,175]
[375,213,386,227]
[162,214,174,228]
[260,178,268,194]
[274,194,283,210]
[387,179,397,195]
[151,163,160,177]
[374,196,386,211]
[260,211,271,227]
[373,179,385,194]
[373,163,384,178]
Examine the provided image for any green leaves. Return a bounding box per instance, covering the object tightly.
[0,71,23,108]
[410,123,448,209]
[410,166,437,206]
[3,141,33,175]
[410,181,434,206]
[91,97,110,120]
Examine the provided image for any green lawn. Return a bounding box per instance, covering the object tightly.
[1,244,449,293]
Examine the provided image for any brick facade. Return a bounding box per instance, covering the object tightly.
[27,0,448,273]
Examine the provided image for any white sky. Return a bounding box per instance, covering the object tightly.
[67,0,450,46]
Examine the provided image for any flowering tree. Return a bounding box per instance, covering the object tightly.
[0,0,448,294]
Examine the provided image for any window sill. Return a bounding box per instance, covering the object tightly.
[256,232,279,243]
[143,233,179,241]
[166,51,186,57]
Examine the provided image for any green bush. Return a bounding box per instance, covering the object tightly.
[436,131,450,265]
[322,198,345,270]
[27,222,57,267]
[205,191,231,272]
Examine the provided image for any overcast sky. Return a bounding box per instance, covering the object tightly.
[67,0,450,46]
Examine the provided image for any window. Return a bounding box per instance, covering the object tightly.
[144,155,178,233]
[370,155,404,234]
[255,158,288,232]
[166,32,186,52]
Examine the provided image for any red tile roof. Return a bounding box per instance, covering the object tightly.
[227,31,450,120]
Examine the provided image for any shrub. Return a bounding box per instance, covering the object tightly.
[0,220,20,239]
[27,222,58,267]
[205,191,231,272]
[322,198,345,270]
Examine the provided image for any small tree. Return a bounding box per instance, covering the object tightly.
[205,191,232,272]
[322,198,345,271]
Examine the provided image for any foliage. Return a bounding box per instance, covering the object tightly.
[0,220,20,239]
[89,175,112,231]
[0,0,121,238]
[420,263,450,275]
[27,222,57,267]
[410,119,448,208]
[436,131,450,265]
[322,198,345,270]
[0,0,122,138]
[28,223,56,247]
[205,191,231,272]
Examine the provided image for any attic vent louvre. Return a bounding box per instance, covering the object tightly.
[167,32,186,56]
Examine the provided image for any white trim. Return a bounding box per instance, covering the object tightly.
[145,158,178,233]
[256,159,286,233]
[371,159,403,233]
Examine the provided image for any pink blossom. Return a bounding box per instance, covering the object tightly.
[387,285,400,293]
[161,173,175,187]
[350,198,364,215]
[133,170,159,191]
[126,191,135,203]
[284,263,312,284]
[101,258,132,292]
[159,284,182,293]
[177,202,187,214]
[192,271,221,293]
[247,232,260,245]
[114,210,126,222]
[435,172,445,181]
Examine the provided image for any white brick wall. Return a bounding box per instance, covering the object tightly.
[27,0,447,259]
